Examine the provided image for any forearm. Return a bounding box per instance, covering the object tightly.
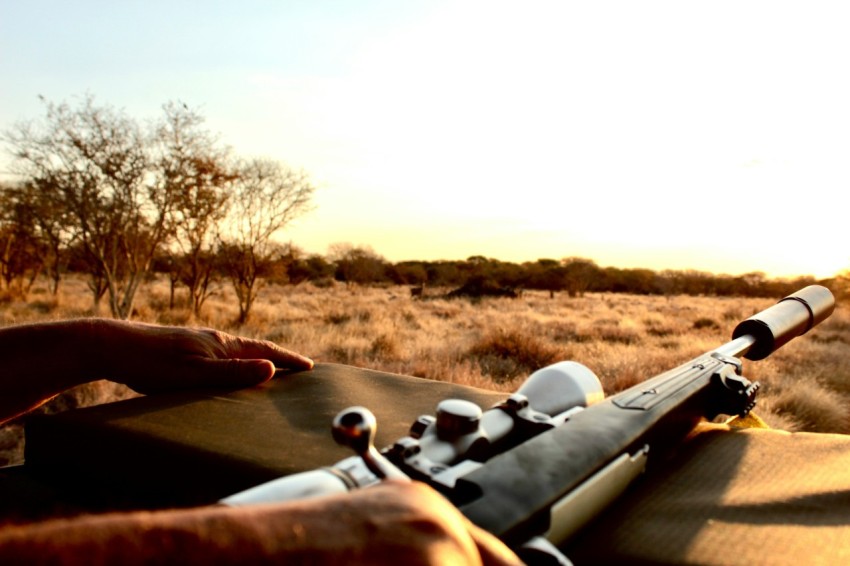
[0,483,508,565]
[0,505,302,566]
[0,317,312,424]
[0,319,106,422]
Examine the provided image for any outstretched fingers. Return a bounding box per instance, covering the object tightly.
[113,323,315,394]
[222,336,314,372]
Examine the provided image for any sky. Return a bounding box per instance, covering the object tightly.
[1,0,848,279]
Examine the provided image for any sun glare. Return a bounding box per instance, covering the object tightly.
[4,1,848,280]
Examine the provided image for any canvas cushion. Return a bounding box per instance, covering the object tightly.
[563,422,850,565]
[23,363,506,507]
[21,363,850,563]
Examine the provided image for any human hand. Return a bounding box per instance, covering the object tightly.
[93,320,313,394]
[363,481,524,565]
[0,481,520,565]
[256,480,523,565]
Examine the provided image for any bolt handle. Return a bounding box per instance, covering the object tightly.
[332,407,409,481]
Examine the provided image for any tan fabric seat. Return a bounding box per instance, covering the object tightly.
[564,423,850,565]
[23,363,508,507]
[22,363,850,563]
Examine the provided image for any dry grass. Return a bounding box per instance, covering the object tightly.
[1,275,849,465]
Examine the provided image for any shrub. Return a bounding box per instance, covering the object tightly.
[693,318,720,330]
[770,381,850,434]
[370,334,399,359]
[311,277,337,289]
[467,329,562,381]
[325,312,352,325]
[598,326,642,345]
[548,321,587,343]
[647,326,675,338]
[447,276,518,300]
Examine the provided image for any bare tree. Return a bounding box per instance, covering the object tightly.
[3,95,172,318]
[4,96,317,320]
[217,158,314,324]
[5,179,75,295]
[0,184,45,298]
[152,102,234,316]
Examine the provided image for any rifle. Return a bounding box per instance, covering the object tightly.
[222,285,835,564]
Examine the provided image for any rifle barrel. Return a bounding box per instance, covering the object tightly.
[456,284,836,545]
[731,285,835,360]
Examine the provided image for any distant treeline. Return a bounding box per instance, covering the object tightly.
[0,228,828,315]
[1,95,834,323]
[271,247,823,299]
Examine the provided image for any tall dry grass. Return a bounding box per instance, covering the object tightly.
[1,275,848,465]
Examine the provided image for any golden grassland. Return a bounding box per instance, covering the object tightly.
[1,275,849,465]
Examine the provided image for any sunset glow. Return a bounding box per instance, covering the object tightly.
[2,1,848,279]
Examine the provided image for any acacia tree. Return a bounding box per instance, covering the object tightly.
[3,95,173,318]
[561,257,601,297]
[285,250,335,285]
[328,243,387,286]
[217,158,314,323]
[526,258,566,298]
[5,179,75,295]
[152,102,233,316]
[0,184,45,297]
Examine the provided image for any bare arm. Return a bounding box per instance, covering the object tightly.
[0,323,520,563]
[0,318,313,424]
[0,482,521,566]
